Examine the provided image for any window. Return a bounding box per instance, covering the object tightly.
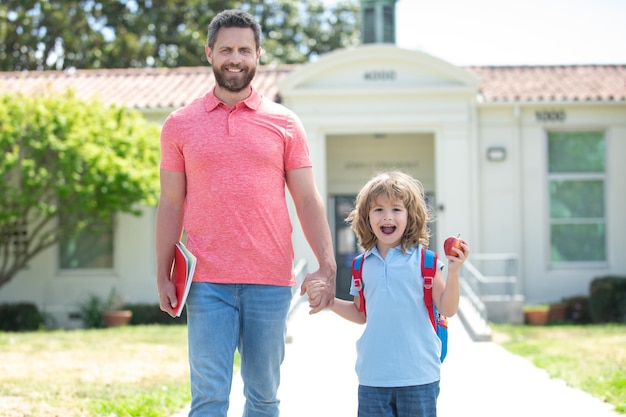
[382,5,395,43]
[362,7,375,43]
[361,2,396,44]
[548,131,606,263]
[59,213,114,270]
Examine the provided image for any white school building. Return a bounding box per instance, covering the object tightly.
[1,6,625,331]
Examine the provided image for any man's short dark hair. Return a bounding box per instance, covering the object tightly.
[207,9,262,49]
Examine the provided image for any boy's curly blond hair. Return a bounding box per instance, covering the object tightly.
[346,171,432,253]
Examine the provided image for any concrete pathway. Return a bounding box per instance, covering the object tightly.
[174,300,619,417]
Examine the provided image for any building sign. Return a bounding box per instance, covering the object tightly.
[345,160,418,171]
[363,70,397,81]
[536,110,566,123]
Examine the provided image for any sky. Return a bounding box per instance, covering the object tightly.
[387,0,626,66]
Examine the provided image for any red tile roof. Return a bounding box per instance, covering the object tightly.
[1,64,624,109]
[0,66,294,109]
[467,65,626,103]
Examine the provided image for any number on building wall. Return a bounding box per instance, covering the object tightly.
[536,110,566,123]
[363,70,397,81]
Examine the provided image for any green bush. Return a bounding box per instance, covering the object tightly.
[0,301,183,331]
[561,296,592,324]
[589,276,626,323]
[0,302,46,331]
[127,303,187,325]
[76,294,106,328]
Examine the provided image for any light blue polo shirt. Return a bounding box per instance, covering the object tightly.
[350,244,444,387]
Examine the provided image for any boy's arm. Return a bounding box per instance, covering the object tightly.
[435,268,460,317]
[434,241,470,317]
[306,281,365,324]
[329,298,367,324]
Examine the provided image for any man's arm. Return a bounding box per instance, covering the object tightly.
[285,167,336,313]
[155,169,186,317]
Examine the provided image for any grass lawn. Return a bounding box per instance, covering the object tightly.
[0,325,194,417]
[491,323,626,414]
[1,323,623,416]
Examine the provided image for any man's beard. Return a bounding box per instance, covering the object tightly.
[213,64,256,93]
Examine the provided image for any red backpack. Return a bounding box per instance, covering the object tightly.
[351,247,449,362]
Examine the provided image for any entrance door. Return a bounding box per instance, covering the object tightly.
[330,193,437,300]
[332,195,361,300]
[326,132,437,298]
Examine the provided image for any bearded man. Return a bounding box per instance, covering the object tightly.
[155,9,336,417]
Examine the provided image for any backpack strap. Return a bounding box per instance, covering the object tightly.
[354,248,437,322]
[421,246,438,332]
[351,253,366,316]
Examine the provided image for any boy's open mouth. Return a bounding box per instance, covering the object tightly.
[381,225,396,235]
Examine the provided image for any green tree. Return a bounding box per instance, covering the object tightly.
[0,0,359,71]
[0,91,160,289]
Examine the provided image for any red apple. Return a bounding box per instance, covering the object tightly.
[444,235,466,257]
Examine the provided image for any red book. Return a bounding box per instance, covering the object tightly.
[172,241,196,317]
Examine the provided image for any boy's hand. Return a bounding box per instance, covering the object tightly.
[446,241,470,272]
[300,268,336,314]
[305,280,328,314]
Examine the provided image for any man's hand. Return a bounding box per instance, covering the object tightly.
[300,268,335,314]
[157,278,178,317]
[303,280,327,314]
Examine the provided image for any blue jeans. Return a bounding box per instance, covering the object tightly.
[186,282,292,417]
[358,382,440,417]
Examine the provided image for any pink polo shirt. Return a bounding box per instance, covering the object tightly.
[160,87,312,286]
